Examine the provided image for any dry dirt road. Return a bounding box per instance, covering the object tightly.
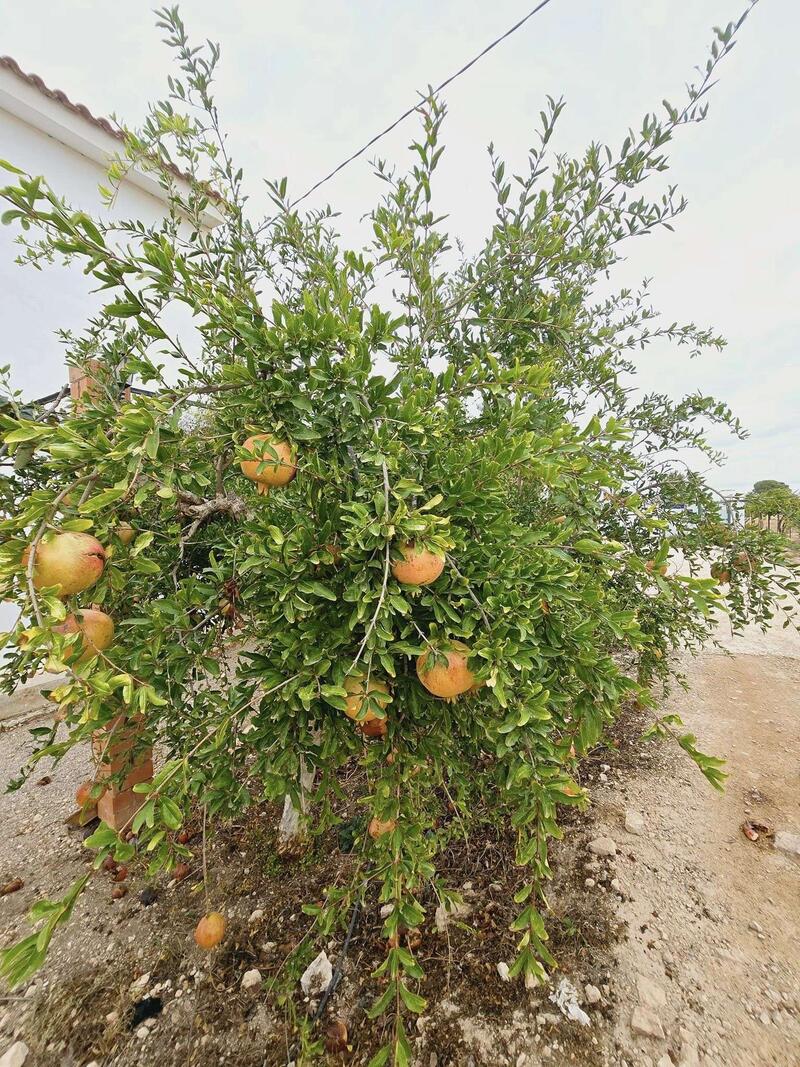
[595,615,800,1067]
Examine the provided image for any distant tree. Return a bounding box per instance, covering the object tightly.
[753,480,790,494]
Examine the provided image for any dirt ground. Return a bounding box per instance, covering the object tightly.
[0,610,797,1067]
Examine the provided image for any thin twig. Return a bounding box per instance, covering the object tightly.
[348,461,392,673]
[446,554,490,628]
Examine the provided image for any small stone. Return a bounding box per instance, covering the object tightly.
[434,899,471,932]
[0,1042,29,1067]
[599,772,608,783]
[631,1006,665,1038]
[248,908,264,924]
[263,941,277,953]
[136,1026,150,1040]
[300,951,332,998]
[379,903,395,919]
[588,837,617,857]
[759,1011,770,1025]
[748,920,764,934]
[773,831,800,857]
[625,811,645,836]
[139,887,158,907]
[129,973,150,995]
[537,1012,561,1027]
[584,878,596,888]
[105,1011,119,1026]
[584,984,602,1005]
[497,962,511,982]
[241,968,262,992]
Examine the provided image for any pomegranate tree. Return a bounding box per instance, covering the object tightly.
[0,5,796,1061]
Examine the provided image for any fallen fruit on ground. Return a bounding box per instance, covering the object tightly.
[416,642,476,698]
[54,607,114,663]
[194,911,226,949]
[390,541,445,586]
[173,863,191,882]
[343,672,392,723]
[240,433,297,494]
[22,531,106,595]
[368,817,396,839]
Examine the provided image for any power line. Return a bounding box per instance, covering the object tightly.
[290,0,557,208]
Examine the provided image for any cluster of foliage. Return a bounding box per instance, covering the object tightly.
[746,480,800,533]
[0,3,797,1060]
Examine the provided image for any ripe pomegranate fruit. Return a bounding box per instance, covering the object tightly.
[360,717,388,739]
[416,642,476,698]
[732,551,751,573]
[22,532,106,595]
[194,911,226,949]
[343,673,392,723]
[240,434,296,494]
[54,607,114,663]
[390,542,445,586]
[368,817,396,839]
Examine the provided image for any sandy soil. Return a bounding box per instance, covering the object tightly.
[598,629,800,1067]
[0,611,797,1066]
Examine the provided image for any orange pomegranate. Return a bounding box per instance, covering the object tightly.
[194,911,226,949]
[391,542,445,586]
[368,817,396,839]
[54,607,114,663]
[240,433,296,494]
[22,532,106,596]
[360,717,388,739]
[416,642,476,698]
[343,673,392,723]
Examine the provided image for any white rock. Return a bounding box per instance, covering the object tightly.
[129,972,151,995]
[300,950,333,998]
[550,978,591,1026]
[434,899,471,933]
[263,941,277,953]
[584,984,602,1005]
[0,1042,29,1067]
[241,968,262,992]
[136,1026,150,1040]
[588,837,617,858]
[625,811,645,836]
[105,1011,119,1026]
[248,908,264,924]
[631,1006,665,1039]
[610,878,622,893]
[379,903,395,920]
[497,962,511,982]
[773,831,800,857]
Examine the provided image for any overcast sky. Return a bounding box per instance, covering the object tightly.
[3,0,798,492]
